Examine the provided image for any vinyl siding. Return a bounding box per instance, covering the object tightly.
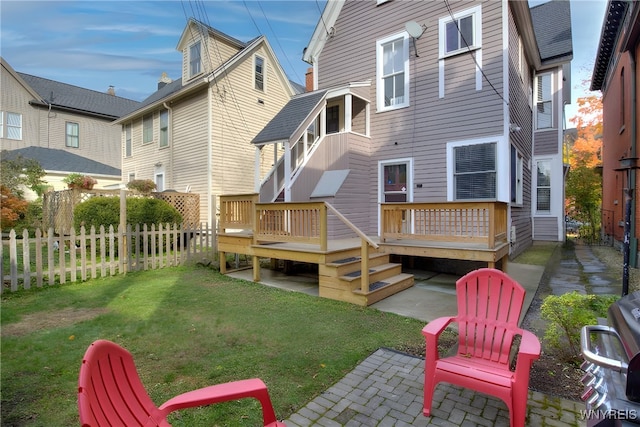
[533,216,559,241]
[507,6,533,256]
[534,129,559,155]
[316,0,505,217]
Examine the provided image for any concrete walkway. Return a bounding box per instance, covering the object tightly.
[227,246,607,426]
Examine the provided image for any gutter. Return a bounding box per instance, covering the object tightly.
[29,101,119,121]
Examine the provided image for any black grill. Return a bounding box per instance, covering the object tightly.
[581,291,640,426]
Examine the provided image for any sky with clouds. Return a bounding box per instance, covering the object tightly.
[2,0,607,127]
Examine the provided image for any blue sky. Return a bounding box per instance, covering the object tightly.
[2,0,606,127]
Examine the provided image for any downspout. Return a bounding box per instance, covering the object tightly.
[162,102,173,189]
[208,83,213,228]
[630,50,637,267]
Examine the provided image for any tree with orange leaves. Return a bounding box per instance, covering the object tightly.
[1,185,28,229]
[565,94,603,241]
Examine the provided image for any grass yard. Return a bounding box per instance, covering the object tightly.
[1,265,426,426]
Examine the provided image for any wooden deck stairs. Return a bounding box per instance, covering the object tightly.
[320,253,414,306]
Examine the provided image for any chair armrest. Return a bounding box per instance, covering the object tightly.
[517,329,541,358]
[158,378,279,425]
[422,316,456,361]
[422,316,455,338]
[514,329,541,380]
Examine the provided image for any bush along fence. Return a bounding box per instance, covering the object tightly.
[1,223,215,293]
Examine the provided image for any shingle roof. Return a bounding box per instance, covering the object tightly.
[530,0,573,62]
[591,1,629,91]
[17,73,140,119]
[3,147,121,176]
[252,90,327,145]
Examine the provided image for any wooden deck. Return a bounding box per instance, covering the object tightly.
[218,195,509,306]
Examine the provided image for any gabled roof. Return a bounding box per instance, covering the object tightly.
[116,21,296,123]
[252,90,327,145]
[177,18,246,52]
[3,147,121,177]
[591,1,629,91]
[16,73,140,120]
[530,0,573,64]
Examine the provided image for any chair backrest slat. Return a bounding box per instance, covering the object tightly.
[79,340,158,427]
[456,269,525,365]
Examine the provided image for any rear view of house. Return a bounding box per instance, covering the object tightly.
[218,0,573,305]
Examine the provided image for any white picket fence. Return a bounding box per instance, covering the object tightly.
[1,223,216,293]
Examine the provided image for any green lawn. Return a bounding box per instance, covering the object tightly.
[1,266,426,426]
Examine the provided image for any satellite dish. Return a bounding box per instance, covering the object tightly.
[405,21,425,39]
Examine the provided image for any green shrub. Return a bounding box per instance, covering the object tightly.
[12,199,43,235]
[73,197,182,230]
[541,292,618,363]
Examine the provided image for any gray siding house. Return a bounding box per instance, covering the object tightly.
[1,57,140,199]
[252,0,572,258]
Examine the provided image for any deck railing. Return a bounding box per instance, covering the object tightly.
[219,194,259,233]
[380,201,508,248]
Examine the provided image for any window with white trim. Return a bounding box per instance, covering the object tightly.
[6,112,22,140]
[159,110,169,148]
[376,32,409,112]
[536,73,552,129]
[439,5,481,58]
[536,160,551,212]
[66,122,79,148]
[254,55,265,91]
[453,142,496,200]
[143,114,153,144]
[189,41,201,78]
[511,145,523,205]
[0,112,4,138]
[128,173,135,182]
[125,123,132,157]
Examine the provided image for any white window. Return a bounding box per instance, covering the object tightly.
[536,73,553,129]
[159,110,169,148]
[536,160,551,212]
[511,145,523,205]
[254,55,265,91]
[128,173,135,182]
[155,173,164,192]
[189,41,201,77]
[143,114,153,143]
[376,32,409,112]
[66,122,79,148]
[439,5,481,58]
[453,142,496,200]
[125,124,132,157]
[6,112,22,140]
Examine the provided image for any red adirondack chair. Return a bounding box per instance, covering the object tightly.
[78,339,286,427]
[422,268,541,427]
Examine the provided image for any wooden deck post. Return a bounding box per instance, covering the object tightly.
[361,239,369,294]
[320,204,328,252]
[252,255,261,282]
[219,251,226,274]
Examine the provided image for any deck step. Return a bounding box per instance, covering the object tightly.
[338,263,401,283]
[352,273,414,305]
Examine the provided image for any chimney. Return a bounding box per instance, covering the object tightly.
[305,67,314,92]
[107,85,115,96]
[158,72,172,90]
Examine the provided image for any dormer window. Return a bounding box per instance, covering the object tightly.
[189,41,202,77]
